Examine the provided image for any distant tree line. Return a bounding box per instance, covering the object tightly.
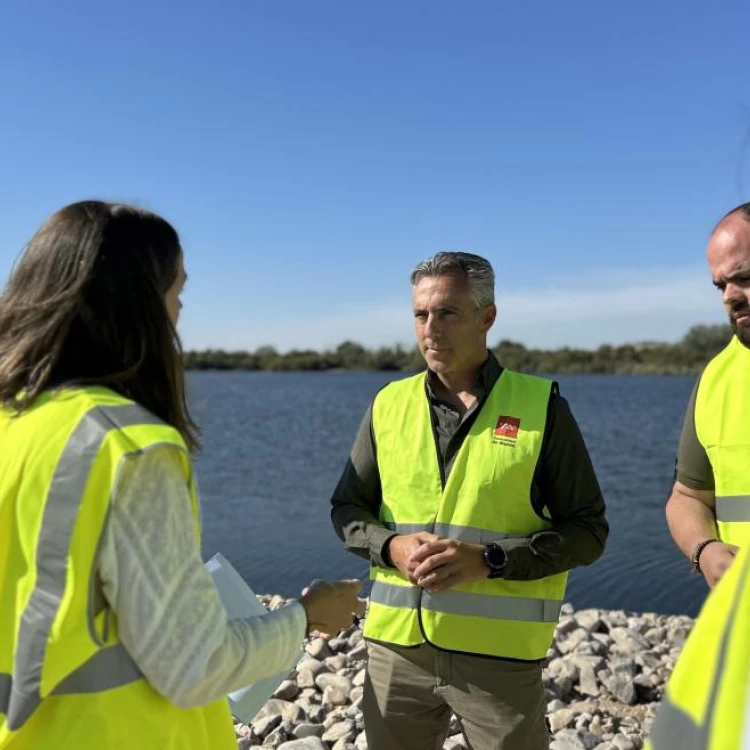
[184,323,733,375]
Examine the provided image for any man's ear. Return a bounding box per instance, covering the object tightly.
[481,304,497,333]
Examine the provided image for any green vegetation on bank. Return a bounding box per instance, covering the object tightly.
[184,323,733,375]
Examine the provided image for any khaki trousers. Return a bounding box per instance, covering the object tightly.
[363,641,549,750]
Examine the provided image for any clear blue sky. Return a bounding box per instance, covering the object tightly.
[2,1,750,351]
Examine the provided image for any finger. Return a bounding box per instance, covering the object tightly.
[413,553,450,579]
[418,562,458,587]
[409,542,445,565]
[426,569,461,593]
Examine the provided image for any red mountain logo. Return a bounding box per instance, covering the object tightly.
[494,415,520,441]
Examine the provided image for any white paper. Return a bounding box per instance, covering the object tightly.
[205,552,302,723]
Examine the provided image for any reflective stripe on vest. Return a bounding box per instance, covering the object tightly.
[2,404,158,730]
[365,369,567,660]
[370,581,562,622]
[716,496,750,523]
[647,544,750,749]
[695,337,750,547]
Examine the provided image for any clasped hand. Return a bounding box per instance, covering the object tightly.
[387,532,489,594]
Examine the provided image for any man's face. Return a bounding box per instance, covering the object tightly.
[707,216,750,348]
[412,272,496,375]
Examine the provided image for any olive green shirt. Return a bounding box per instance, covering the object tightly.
[330,352,609,581]
[675,379,714,491]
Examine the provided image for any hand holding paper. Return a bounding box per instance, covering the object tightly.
[300,579,367,636]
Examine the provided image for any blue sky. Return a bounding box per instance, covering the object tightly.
[2,1,750,351]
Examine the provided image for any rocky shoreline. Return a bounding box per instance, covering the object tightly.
[234,598,693,750]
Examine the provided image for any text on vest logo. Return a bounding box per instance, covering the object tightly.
[494,415,520,446]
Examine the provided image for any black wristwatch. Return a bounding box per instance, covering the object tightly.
[483,543,507,579]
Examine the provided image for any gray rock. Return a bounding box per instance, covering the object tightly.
[603,673,637,705]
[591,633,612,648]
[552,729,600,750]
[325,655,350,671]
[298,688,321,702]
[253,699,306,724]
[609,628,650,654]
[306,637,333,660]
[322,685,349,706]
[611,736,636,750]
[275,679,301,701]
[549,708,578,732]
[556,616,579,638]
[307,704,327,723]
[444,734,468,749]
[575,609,603,632]
[589,715,604,736]
[278,739,328,750]
[610,659,638,678]
[350,686,364,704]
[327,636,348,653]
[352,668,367,687]
[348,640,368,660]
[293,723,325,739]
[569,655,606,673]
[265,723,291,747]
[323,708,350,728]
[316,673,353,697]
[322,719,356,743]
[355,731,368,749]
[253,714,282,739]
[559,628,590,654]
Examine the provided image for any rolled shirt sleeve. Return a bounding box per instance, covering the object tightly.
[330,405,396,568]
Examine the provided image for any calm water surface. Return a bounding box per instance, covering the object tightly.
[190,371,706,617]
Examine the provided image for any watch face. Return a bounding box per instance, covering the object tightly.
[486,544,506,569]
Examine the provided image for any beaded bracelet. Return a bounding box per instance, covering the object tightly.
[691,538,721,573]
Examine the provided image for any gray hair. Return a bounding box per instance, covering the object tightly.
[410,251,495,307]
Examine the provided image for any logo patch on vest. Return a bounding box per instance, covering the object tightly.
[494,415,520,446]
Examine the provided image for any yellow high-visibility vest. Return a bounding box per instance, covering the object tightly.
[695,336,750,547]
[0,386,237,749]
[647,542,750,749]
[363,370,568,660]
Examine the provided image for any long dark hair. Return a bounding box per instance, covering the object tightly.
[0,200,199,451]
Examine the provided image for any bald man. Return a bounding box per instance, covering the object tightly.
[666,203,750,588]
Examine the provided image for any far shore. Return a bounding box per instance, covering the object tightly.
[184,323,731,377]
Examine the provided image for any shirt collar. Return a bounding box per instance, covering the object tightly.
[425,350,502,401]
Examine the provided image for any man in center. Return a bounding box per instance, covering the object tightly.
[331,252,609,750]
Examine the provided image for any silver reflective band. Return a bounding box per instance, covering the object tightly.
[1,645,142,716]
[716,495,750,523]
[370,583,420,609]
[370,581,562,622]
[648,698,707,750]
[7,404,160,730]
[383,521,518,544]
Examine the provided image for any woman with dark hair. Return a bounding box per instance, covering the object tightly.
[0,201,364,749]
